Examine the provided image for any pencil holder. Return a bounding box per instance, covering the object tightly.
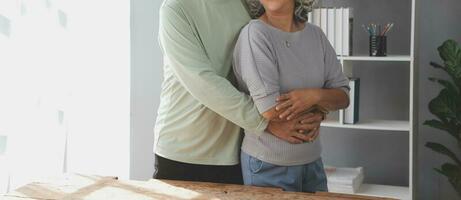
[369,35,387,56]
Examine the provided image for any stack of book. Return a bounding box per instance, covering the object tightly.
[308,7,353,56]
[325,166,364,194]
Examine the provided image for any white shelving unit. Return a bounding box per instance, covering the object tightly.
[322,119,410,132]
[339,55,412,62]
[356,184,410,200]
[333,184,410,199]
[319,0,418,200]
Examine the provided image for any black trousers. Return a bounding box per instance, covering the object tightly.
[153,154,243,185]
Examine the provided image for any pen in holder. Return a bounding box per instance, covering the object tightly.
[370,35,386,56]
[362,23,394,57]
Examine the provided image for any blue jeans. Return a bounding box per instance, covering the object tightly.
[241,151,328,193]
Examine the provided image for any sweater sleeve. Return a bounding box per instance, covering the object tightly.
[319,28,350,94]
[233,24,280,114]
[158,3,268,133]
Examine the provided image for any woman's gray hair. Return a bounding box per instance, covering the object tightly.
[246,0,317,23]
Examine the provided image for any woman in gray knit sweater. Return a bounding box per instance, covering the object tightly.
[233,0,350,192]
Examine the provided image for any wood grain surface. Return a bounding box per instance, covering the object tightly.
[1,174,396,200]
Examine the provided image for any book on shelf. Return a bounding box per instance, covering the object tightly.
[310,7,353,56]
[334,8,343,55]
[320,8,328,35]
[313,8,321,28]
[344,77,360,124]
[343,8,353,56]
[327,8,336,50]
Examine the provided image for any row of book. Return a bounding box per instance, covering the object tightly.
[308,7,353,56]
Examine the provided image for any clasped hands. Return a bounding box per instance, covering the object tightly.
[266,89,327,144]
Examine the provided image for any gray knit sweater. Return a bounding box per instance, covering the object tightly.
[233,20,349,166]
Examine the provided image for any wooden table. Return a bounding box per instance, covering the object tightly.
[1,174,396,200]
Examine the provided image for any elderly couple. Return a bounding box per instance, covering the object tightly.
[153,0,350,193]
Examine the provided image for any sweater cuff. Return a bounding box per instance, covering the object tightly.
[339,86,350,96]
[252,92,278,137]
[253,117,269,137]
[253,92,279,114]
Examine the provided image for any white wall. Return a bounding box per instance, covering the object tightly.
[417,0,461,199]
[64,0,131,179]
[130,0,163,180]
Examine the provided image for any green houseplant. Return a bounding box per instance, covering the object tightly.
[424,39,461,196]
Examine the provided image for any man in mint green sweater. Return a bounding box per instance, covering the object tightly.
[154,0,324,184]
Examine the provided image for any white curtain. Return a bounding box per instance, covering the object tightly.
[0,0,131,193]
[0,0,70,192]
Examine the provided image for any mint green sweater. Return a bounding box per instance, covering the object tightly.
[155,0,268,165]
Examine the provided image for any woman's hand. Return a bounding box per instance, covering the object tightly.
[275,89,322,120]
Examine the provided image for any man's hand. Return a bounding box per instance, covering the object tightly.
[266,112,325,144]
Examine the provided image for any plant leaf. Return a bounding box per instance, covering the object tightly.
[437,40,461,88]
[423,119,459,140]
[426,142,461,165]
[429,89,458,121]
[423,119,447,131]
[429,78,460,94]
[434,163,461,196]
[427,77,461,125]
[438,40,461,69]
[430,61,445,70]
[429,78,461,123]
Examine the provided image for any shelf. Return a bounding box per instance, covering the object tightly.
[332,184,409,200]
[339,55,412,62]
[356,184,410,200]
[321,119,410,131]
